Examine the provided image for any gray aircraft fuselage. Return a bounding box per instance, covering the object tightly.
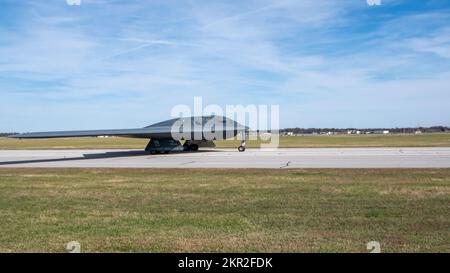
[10,115,248,153]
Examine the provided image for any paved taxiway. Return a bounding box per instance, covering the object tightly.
[0,148,450,168]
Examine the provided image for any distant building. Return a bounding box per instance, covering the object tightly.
[371,130,390,135]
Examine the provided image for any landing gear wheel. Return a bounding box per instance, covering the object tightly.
[189,144,199,151]
[238,146,246,152]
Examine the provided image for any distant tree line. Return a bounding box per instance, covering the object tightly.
[0,133,17,137]
[280,126,450,135]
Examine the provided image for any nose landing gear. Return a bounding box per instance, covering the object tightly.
[238,130,246,152]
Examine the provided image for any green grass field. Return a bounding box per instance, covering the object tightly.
[1,133,450,149]
[0,168,448,252]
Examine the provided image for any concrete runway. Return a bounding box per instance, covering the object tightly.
[1,148,450,168]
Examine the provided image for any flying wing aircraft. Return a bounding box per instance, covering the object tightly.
[9,115,249,153]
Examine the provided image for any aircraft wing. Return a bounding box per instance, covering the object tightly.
[8,116,249,140]
[8,128,162,139]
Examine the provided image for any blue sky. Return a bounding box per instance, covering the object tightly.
[1,0,450,131]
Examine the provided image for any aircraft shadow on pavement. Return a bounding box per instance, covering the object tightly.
[0,149,219,166]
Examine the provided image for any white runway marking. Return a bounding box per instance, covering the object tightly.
[0,148,450,168]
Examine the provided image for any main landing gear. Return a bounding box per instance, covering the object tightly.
[145,138,184,154]
[183,143,199,152]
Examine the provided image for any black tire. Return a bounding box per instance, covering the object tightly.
[189,144,199,151]
[238,146,246,152]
